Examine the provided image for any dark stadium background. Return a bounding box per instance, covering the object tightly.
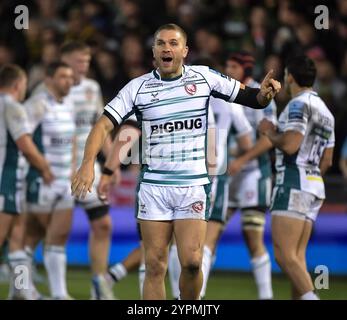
[0,0,346,299]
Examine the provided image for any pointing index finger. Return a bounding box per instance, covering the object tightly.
[263,69,274,83]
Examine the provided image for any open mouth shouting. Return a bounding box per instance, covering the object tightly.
[161,56,173,67]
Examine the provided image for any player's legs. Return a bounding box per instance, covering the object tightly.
[241,208,273,299]
[140,220,172,300]
[43,208,73,299]
[272,215,315,297]
[24,213,47,252]
[174,219,207,300]
[238,174,273,299]
[87,207,115,300]
[87,207,112,277]
[109,246,141,282]
[0,212,14,247]
[291,218,313,299]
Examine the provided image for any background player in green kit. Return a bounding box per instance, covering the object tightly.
[259,56,335,300]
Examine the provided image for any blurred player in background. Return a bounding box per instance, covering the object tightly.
[0,64,53,299]
[24,62,75,300]
[60,41,114,300]
[259,55,335,300]
[226,52,276,300]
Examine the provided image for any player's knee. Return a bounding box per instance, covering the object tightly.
[241,210,266,232]
[181,258,201,276]
[49,231,69,245]
[91,217,112,237]
[145,253,167,278]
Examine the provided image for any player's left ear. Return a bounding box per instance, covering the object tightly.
[183,46,189,58]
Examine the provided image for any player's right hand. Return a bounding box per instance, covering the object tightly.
[42,167,55,185]
[71,163,95,199]
[97,174,113,203]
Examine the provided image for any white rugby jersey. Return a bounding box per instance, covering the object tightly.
[231,79,277,177]
[275,90,335,199]
[211,97,252,175]
[68,78,104,167]
[24,89,75,183]
[104,65,241,186]
[0,94,30,195]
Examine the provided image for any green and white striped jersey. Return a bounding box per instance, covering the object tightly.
[0,94,30,199]
[69,78,104,167]
[24,89,76,183]
[275,90,335,199]
[104,65,241,186]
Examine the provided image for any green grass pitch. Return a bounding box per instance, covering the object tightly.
[0,267,346,300]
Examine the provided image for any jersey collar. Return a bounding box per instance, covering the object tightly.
[153,65,186,81]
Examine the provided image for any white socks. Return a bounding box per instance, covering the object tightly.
[300,291,319,300]
[8,250,30,298]
[109,263,128,282]
[138,263,145,299]
[200,246,213,298]
[168,245,213,299]
[44,245,68,299]
[251,252,273,299]
[168,244,181,299]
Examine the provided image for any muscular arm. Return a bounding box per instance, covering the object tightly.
[104,123,141,171]
[71,114,116,198]
[234,86,270,109]
[264,130,304,155]
[320,147,334,175]
[16,134,53,183]
[82,115,116,165]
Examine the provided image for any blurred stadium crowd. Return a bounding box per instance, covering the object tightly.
[0,0,346,172]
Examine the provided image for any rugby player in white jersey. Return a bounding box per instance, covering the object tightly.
[0,64,54,300]
[225,52,277,299]
[71,23,281,300]
[24,62,75,299]
[60,42,114,299]
[258,56,335,300]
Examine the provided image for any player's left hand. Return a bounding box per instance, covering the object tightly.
[228,158,245,176]
[259,69,281,101]
[71,162,94,199]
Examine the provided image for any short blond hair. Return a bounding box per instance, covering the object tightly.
[154,23,187,44]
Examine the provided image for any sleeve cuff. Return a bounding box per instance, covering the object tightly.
[103,110,120,127]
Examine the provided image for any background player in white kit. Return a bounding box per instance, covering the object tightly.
[0,64,53,300]
[259,56,335,300]
[60,42,114,299]
[226,52,276,300]
[24,62,75,299]
[72,24,281,300]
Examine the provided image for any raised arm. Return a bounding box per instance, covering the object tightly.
[71,115,116,199]
[258,119,304,155]
[234,70,281,109]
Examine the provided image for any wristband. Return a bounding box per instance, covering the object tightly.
[102,166,114,176]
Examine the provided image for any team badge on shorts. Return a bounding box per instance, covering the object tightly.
[192,201,204,213]
[185,83,197,95]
